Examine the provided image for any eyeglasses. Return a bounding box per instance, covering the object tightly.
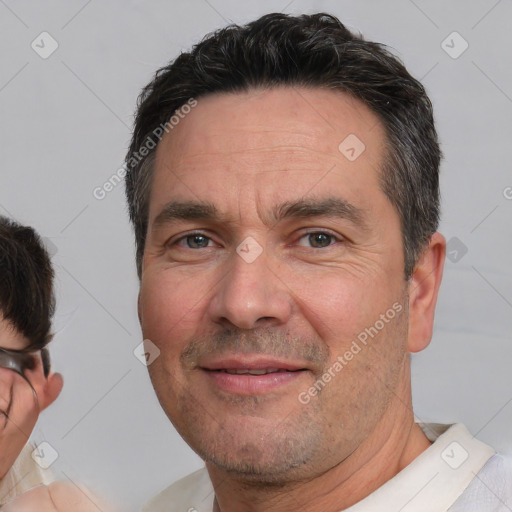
[0,347,38,396]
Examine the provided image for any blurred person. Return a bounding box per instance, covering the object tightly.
[0,216,112,511]
[125,13,512,512]
[0,215,63,503]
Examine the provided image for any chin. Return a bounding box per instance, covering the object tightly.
[182,410,326,485]
[203,446,312,487]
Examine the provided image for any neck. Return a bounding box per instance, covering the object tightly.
[208,366,431,512]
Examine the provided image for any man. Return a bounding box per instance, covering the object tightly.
[124,13,512,511]
[0,216,105,511]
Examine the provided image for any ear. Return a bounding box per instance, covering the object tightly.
[39,372,64,411]
[407,232,446,353]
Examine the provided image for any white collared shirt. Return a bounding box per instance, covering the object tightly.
[143,423,512,512]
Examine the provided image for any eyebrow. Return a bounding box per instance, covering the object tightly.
[271,197,368,229]
[152,197,368,230]
[153,201,220,229]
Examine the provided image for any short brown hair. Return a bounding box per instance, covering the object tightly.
[0,216,55,373]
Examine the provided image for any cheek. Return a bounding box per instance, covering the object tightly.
[139,270,208,352]
[291,269,403,351]
[0,370,39,445]
[290,273,374,340]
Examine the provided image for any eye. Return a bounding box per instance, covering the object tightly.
[296,231,340,248]
[176,233,213,249]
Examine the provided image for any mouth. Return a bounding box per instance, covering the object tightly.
[199,356,309,395]
[213,368,299,375]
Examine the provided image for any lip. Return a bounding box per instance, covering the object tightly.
[199,355,309,395]
[201,356,307,372]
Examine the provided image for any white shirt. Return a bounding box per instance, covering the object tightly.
[143,423,512,512]
[0,443,54,505]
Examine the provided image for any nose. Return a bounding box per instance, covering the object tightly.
[207,244,293,330]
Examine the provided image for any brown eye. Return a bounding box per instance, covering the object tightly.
[296,231,341,249]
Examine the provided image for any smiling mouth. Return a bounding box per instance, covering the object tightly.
[200,360,308,395]
[208,368,304,375]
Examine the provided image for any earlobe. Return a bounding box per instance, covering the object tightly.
[407,232,446,353]
[39,372,64,411]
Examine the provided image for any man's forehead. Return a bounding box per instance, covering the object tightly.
[155,86,385,160]
[149,86,389,226]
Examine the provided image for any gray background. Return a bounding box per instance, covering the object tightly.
[1,0,511,510]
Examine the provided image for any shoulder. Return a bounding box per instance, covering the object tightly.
[479,452,512,485]
[2,483,60,512]
[2,482,112,512]
[449,453,512,512]
[143,468,214,512]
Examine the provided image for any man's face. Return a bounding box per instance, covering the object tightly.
[138,87,411,482]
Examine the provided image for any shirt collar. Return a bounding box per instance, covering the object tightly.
[144,423,495,512]
[344,423,495,512]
